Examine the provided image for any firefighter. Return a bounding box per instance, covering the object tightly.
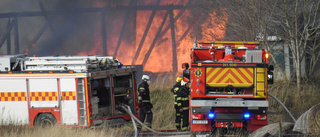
[137,75,153,131]
[171,76,183,131]
[176,78,190,131]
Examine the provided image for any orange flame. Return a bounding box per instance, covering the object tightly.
[25,44,36,55]
[77,0,227,73]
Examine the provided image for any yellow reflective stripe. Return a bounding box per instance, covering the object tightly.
[138,96,142,100]
[181,127,188,131]
[177,97,182,100]
[139,87,145,90]
[142,100,150,102]
[146,123,151,126]
[182,107,189,110]
[181,97,189,101]
[177,103,182,106]
[114,94,126,97]
[175,123,180,126]
[176,113,180,116]
[174,102,177,104]
[174,87,179,92]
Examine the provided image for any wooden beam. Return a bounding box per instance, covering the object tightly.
[6,18,11,55]
[131,0,160,65]
[142,11,169,65]
[13,17,19,54]
[39,1,62,52]
[0,19,14,49]
[132,0,137,62]
[113,0,136,58]
[169,9,178,74]
[101,11,107,55]
[0,5,192,18]
[141,5,188,65]
[25,22,49,54]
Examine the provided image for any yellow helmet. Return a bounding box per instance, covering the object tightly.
[176,76,183,83]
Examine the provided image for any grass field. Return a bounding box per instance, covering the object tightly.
[268,79,320,123]
[1,74,319,137]
[0,126,125,137]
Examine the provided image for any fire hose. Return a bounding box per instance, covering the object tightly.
[121,93,295,137]
[120,105,189,137]
[268,93,296,122]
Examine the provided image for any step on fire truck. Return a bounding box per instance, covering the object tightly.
[182,41,274,136]
[0,55,139,127]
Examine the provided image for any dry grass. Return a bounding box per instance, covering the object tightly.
[0,126,123,137]
[149,73,176,91]
[122,73,177,131]
[149,74,176,129]
[268,79,320,123]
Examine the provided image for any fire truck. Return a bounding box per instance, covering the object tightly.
[0,54,139,127]
[182,41,274,136]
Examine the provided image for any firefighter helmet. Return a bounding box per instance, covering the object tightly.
[142,75,151,80]
[142,75,151,85]
[176,76,183,83]
[181,80,187,86]
[181,77,189,86]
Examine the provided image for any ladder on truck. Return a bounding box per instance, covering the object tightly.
[20,55,119,72]
[77,78,87,126]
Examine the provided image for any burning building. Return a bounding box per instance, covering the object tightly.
[0,0,226,73]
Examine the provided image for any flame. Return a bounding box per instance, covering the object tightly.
[93,0,106,8]
[76,0,227,73]
[25,44,35,55]
[77,23,103,55]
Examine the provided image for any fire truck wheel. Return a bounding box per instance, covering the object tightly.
[190,131,211,137]
[190,132,197,137]
[35,113,57,128]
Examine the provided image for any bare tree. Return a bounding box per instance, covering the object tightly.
[202,0,320,91]
[270,0,320,91]
[200,0,288,79]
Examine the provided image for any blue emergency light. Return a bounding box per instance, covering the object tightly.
[244,113,250,119]
[208,113,215,119]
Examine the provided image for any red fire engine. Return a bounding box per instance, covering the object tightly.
[182,41,274,136]
[0,55,139,127]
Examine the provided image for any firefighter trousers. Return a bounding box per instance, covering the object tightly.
[181,110,189,131]
[175,108,181,131]
[137,106,153,130]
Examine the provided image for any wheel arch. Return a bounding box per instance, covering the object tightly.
[33,113,57,127]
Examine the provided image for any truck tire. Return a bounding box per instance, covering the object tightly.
[190,131,211,137]
[34,113,57,128]
[190,132,198,137]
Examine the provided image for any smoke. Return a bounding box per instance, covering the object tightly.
[32,0,98,55]
[0,0,227,73]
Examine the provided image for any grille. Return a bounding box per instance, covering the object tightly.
[245,50,262,63]
[215,113,243,122]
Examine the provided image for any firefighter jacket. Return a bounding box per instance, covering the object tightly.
[171,83,181,109]
[138,81,153,109]
[176,86,190,111]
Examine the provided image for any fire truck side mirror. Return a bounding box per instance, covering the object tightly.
[182,63,189,69]
[267,71,274,84]
[268,65,274,71]
[267,65,274,84]
[182,63,190,79]
[183,69,190,80]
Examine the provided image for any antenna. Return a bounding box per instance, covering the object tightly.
[193,37,197,48]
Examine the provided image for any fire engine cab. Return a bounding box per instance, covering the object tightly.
[183,41,274,136]
[0,54,139,127]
